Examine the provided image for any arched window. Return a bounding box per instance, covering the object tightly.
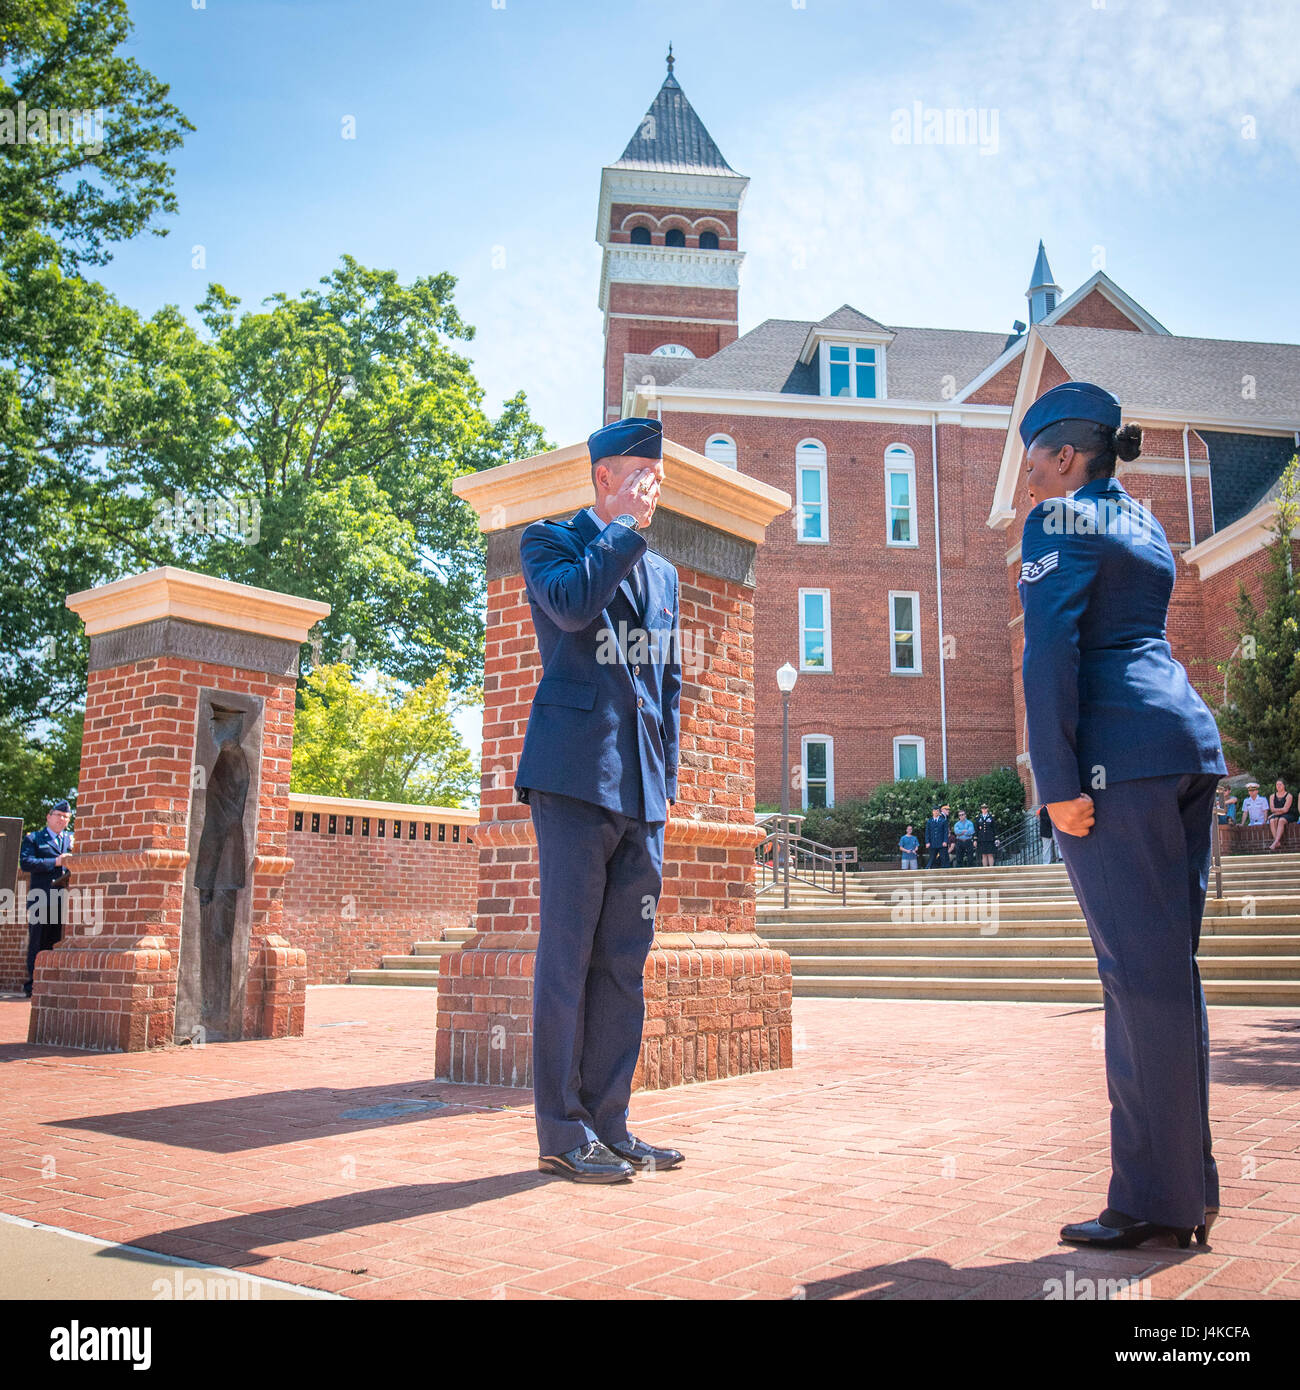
[629,226,652,245]
[704,434,737,468]
[884,443,917,547]
[698,230,719,250]
[665,228,686,248]
[796,439,828,543]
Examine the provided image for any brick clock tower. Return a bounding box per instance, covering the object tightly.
[597,47,747,422]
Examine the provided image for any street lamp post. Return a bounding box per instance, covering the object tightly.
[776,662,798,909]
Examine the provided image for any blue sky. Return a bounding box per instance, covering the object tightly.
[93,0,1300,762]
[101,0,1300,447]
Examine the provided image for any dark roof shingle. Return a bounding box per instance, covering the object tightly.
[612,74,737,175]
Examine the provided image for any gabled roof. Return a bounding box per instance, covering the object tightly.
[650,316,1007,400]
[954,270,1168,405]
[1037,326,1300,421]
[621,353,699,398]
[612,70,736,176]
[813,304,892,334]
[986,323,1300,529]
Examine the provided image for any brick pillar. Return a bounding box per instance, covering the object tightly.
[435,438,794,1090]
[29,568,328,1051]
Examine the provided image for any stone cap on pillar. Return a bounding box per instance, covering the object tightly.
[67,567,331,677]
[453,436,790,544]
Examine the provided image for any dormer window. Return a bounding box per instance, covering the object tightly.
[827,344,878,399]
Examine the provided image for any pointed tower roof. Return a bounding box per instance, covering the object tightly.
[612,46,736,175]
[1027,240,1060,294]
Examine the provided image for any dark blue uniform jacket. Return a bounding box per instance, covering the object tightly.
[516,508,681,823]
[1019,475,1225,805]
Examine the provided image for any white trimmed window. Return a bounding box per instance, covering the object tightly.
[799,589,831,671]
[704,433,737,468]
[823,343,880,399]
[802,736,834,809]
[893,736,926,781]
[796,439,828,542]
[889,591,921,673]
[885,444,917,547]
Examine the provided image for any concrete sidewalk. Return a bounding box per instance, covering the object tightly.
[1,986,1297,1300]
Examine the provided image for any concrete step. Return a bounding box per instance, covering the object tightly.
[791,976,1300,1006]
[768,933,1300,957]
[379,955,441,970]
[763,914,1300,940]
[787,954,1300,980]
[759,895,1300,925]
[347,969,440,987]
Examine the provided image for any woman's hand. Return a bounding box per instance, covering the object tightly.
[1048,794,1095,838]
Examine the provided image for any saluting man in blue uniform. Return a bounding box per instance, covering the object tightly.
[20,797,73,998]
[516,416,685,1184]
[1018,382,1226,1250]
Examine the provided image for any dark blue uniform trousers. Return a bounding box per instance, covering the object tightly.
[528,789,665,1157]
[1057,772,1220,1228]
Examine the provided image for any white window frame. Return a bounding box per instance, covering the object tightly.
[798,588,832,672]
[704,433,737,468]
[819,341,887,399]
[796,439,828,543]
[893,736,926,781]
[889,590,921,674]
[801,734,835,809]
[884,444,918,548]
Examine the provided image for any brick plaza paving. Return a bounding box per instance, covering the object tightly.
[1,987,1297,1300]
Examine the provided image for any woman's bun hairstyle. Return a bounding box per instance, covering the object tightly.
[1113,423,1143,463]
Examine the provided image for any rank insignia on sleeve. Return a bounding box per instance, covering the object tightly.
[1019,551,1059,584]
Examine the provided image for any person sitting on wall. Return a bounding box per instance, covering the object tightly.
[1240,782,1269,828]
[1266,778,1293,852]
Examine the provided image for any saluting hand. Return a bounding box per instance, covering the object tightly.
[611,467,660,529]
[1048,794,1095,838]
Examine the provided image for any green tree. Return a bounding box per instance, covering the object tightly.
[125,259,549,695]
[1214,456,1300,789]
[291,662,478,807]
[0,710,82,828]
[1,0,195,756]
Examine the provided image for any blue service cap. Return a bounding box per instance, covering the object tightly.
[1019,381,1121,449]
[587,416,663,466]
[48,798,71,812]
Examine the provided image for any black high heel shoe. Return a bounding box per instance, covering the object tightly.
[1195,1206,1218,1245]
[1060,1210,1195,1250]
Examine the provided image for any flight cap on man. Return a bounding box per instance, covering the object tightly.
[587,416,663,466]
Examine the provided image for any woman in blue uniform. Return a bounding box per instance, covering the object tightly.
[1018,382,1227,1251]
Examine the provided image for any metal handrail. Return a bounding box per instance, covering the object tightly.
[755,828,858,906]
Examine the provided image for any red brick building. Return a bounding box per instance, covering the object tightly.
[598,59,1300,808]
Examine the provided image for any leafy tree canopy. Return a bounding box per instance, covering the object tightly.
[1213,456,1300,790]
[291,662,478,807]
